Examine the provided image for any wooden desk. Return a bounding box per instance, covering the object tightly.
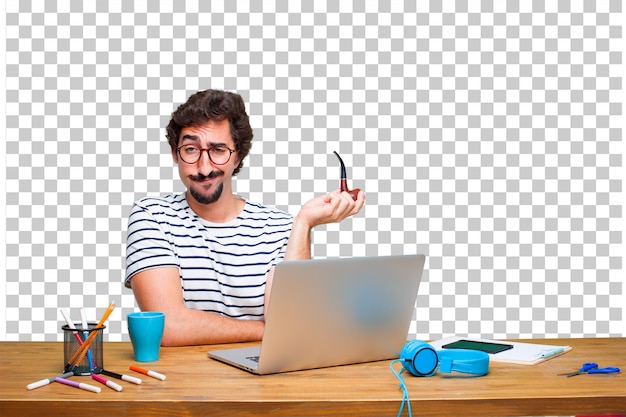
[1,338,624,416]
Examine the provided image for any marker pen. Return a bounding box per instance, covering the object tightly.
[27,371,74,390]
[80,308,95,370]
[101,369,142,385]
[540,348,564,359]
[130,365,166,381]
[92,374,123,392]
[56,377,101,393]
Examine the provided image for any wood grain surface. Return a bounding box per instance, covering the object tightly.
[1,338,624,416]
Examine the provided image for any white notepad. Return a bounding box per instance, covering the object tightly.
[429,336,572,365]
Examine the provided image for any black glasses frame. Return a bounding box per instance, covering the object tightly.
[176,145,236,165]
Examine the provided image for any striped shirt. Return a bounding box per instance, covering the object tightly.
[124,193,293,320]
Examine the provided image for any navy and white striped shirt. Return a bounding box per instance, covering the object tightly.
[124,193,293,320]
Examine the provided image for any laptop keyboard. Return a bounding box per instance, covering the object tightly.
[246,356,259,363]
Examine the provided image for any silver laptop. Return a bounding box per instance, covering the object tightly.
[208,254,426,374]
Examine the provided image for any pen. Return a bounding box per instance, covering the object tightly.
[101,369,142,385]
[68,301,115,368]
[130,365,166,381]
[60,308,85,345]
[81,308,96,370]
[56,377,101,393]
[27,371,74,390]
[540,348,564,358]
[92,374,123,392]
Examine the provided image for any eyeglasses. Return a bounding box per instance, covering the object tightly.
[176,145,236,165]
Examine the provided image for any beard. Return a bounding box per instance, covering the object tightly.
[188,172,224,204]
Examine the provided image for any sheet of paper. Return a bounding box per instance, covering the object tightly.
[429,336,572,365]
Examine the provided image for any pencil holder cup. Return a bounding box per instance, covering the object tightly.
[62,323,105,375]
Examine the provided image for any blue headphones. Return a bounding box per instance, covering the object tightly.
[399,340,489,377]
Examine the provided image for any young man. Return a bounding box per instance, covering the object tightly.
[125,89,365,346]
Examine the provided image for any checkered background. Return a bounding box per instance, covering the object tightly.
[3,1,623,342]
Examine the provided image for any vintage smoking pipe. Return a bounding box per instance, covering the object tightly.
[333,151,361,201]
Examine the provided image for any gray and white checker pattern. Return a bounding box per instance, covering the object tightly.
[4,1,623,341]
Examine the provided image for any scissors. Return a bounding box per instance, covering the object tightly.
[559,362,620,377]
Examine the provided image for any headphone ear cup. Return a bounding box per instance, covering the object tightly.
[400,340,439,377]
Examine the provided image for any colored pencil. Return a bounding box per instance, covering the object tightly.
[67,301,115,368]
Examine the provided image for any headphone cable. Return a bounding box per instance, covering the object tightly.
[390,359,413,417]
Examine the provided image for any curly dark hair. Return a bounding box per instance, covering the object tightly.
[166,89,253,176]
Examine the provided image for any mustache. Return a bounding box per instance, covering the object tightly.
[190,171,223,181]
